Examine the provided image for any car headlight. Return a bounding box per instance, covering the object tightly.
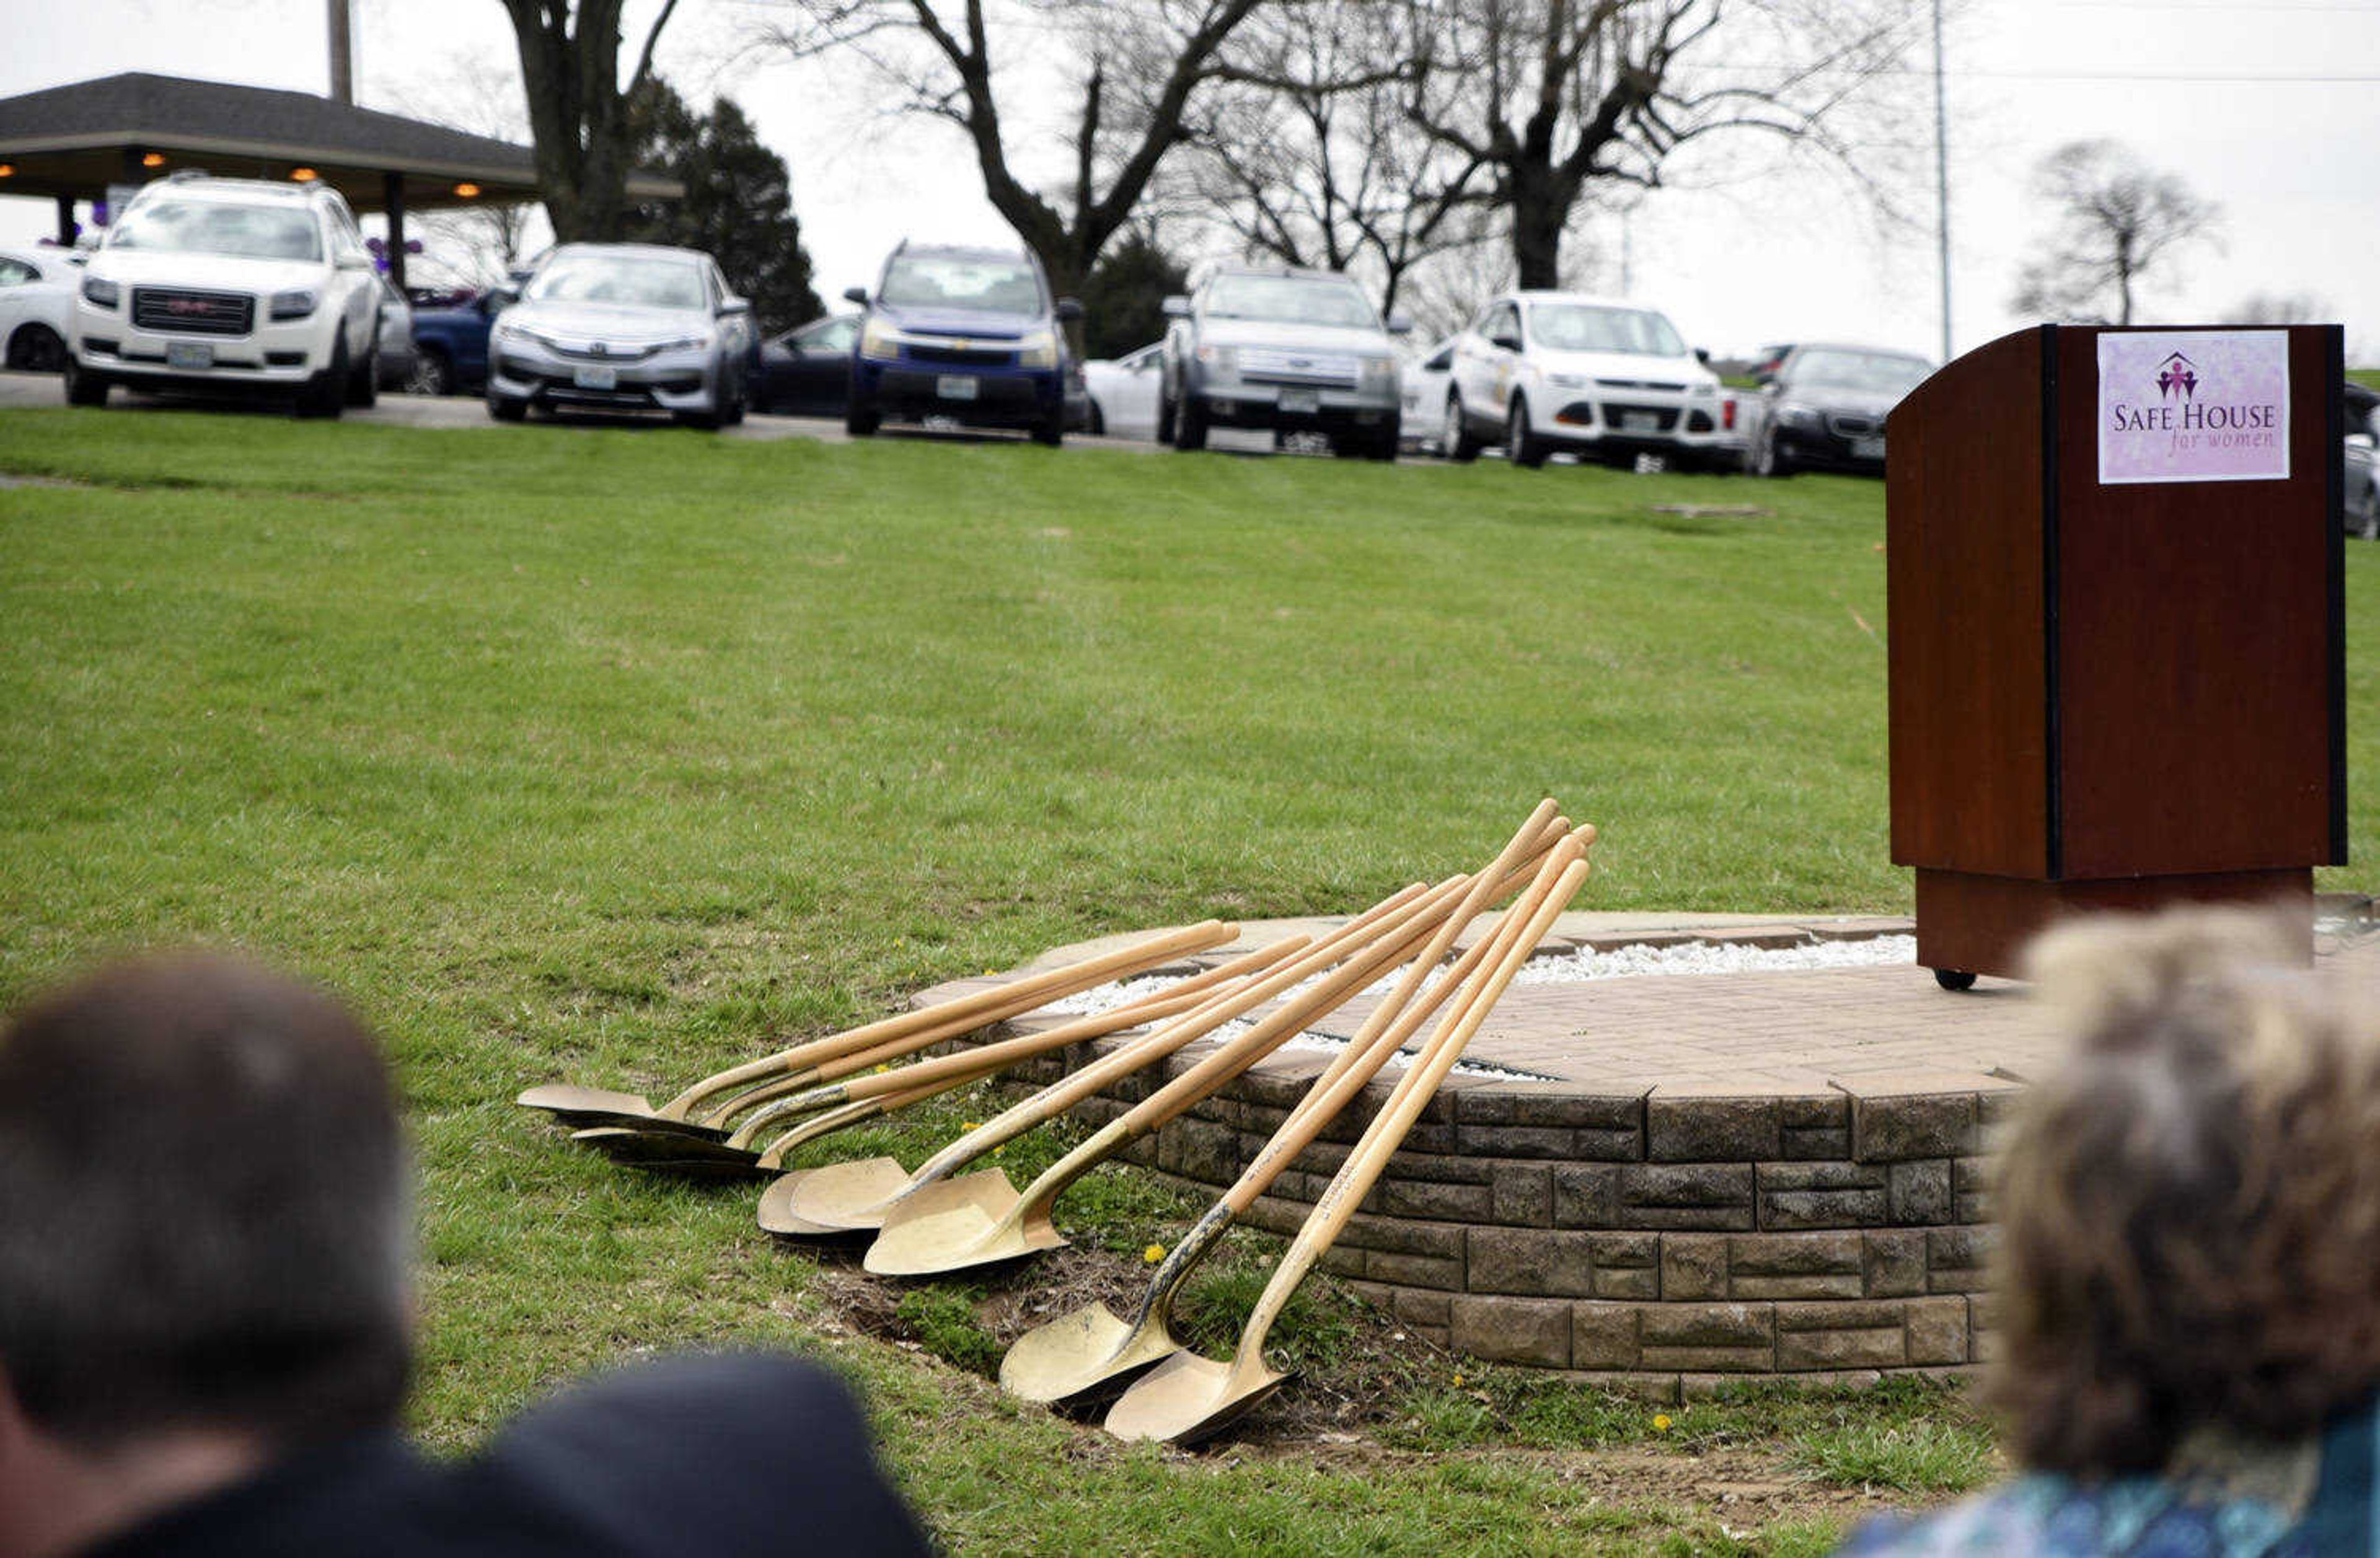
[81,275,120,309]
[1195,344,1237,377]
[268,288,317,321]
[1689,382,1718,398]
[1547,371,1592,389]
[492,320,526,343]
[651,333,713,354]
[1016,328,1059,369]
[1359,354,1398,388]
[860,317,899,361]
[1778,403,1823,430]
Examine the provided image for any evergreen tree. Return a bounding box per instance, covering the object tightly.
[1080,230,1189,361]
[624,81,823,336]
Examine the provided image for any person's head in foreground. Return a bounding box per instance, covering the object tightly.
[1841,906,2380,1554]
[0,952,411,1554]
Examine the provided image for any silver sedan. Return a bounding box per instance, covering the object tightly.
[486,244,754,429]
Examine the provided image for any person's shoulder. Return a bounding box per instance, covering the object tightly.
[470,1352,933,1557]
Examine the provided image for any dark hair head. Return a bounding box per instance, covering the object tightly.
[1988,909,2380,1472]
[0,953,412,1448]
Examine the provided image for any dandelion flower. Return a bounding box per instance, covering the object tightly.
[1143,1244,1166,1264]
[1653,1414,1673,1433]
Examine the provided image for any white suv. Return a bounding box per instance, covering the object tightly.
[64,174,382,417]
[1441,291,1729,470]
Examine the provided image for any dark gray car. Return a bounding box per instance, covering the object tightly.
[1742,343,1933,477]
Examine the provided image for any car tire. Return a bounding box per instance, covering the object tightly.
[2361,488,2380,542]
[345,330,378,409]
[845,399,880,437]
[1031,412,1064,447]
[406,349,452,397]
[1174,393,1209,452]
[1086,400,1106,437]
[1367,421,1399,462]
[1443,392,1482,462]
[62,358,108,407]
[1749,424,1792,478]
[488,392,529,422]
[296,341,348,419]
[7,323,68,373]
[1155,386,1177,444]
[1507,397,1548,469]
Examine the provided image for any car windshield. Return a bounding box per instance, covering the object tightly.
[1526,304,1685,357]
[526,253,707,310]
[1791,349,1932,395]
[108,200,321,262]
[879,256,1044,314]
[1202,276,1378,330]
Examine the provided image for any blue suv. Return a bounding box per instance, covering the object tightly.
[844,242,1080,446]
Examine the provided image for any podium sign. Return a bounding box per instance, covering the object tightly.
[1886,323,2346,985]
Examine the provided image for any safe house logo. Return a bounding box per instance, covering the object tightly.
[2099,330,2290,485]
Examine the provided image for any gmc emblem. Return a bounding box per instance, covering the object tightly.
[166,299,214,315]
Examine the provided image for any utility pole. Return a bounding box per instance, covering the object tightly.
[1931,0,1952,361]
[328,0,354,105]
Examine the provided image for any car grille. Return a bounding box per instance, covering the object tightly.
[1239,348,1358,387]
[131,287,253,337]
[1827,412,1882,438]
[1594,377,1689,392]
[544,340,657,363]
[908,344,1014,367]
[1599,402,1680,432]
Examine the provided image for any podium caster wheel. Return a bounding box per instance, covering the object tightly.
[1933,969,1978,992]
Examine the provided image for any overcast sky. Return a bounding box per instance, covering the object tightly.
[5,0,2377,361]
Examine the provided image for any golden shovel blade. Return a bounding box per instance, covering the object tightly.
[757,1170,876,1238]
[566,1127,767,1180]
[1102,1349,1290,1447]
[514,1083,725,1138]
[998,1301,1181,1407]
[775,1156,917,1232]
[862,1169,1066,1277]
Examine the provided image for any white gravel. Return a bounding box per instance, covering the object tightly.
[1034,933,1916,1081]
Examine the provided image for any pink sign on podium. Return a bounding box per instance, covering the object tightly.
[2097,329,2291,486]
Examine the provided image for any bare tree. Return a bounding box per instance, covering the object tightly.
[2219,291,2330,327]
[2011,139,2220,327]
[387,55,542,288]
[1406,0,1931,291]
[499,0,684,242]
[756,0,1279,302]
[1182,4,1492,319]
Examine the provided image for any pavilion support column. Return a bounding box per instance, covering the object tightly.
[55,195,76,245]
[383,172,407,294]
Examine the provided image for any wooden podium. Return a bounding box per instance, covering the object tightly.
[1887,324,2346,985]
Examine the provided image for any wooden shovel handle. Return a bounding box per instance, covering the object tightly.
[663,918,1235,1118]
[1236,839,1592,1363]
[724,941,1298,1147]
[903,878,1444,1186]
[1225,804,1568,1213]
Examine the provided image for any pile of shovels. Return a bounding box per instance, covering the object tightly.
[519,799,1595,1445]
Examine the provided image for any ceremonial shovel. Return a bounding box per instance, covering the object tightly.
[858,835,1571,1279]
[754,883,1441,1238]
[998,805,1572,1406]
[514,918,1234,1138]
[1103,837,1592,1446]
[569,941,1304,1178]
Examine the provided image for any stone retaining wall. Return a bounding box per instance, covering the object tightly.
[932,983,2018,1402]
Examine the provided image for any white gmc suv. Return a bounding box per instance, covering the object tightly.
[1441,290,1731,470]
[64,173,382,417]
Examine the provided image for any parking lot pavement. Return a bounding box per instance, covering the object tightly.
[0,371,1407,460]
[0,370,1333,456]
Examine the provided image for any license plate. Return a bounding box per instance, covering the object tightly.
[1279,388,1321,414]
[1621,410,1661,433]
[166,340,213,370]
[573,364,617,391]
[937,374,979,401]
[1852,435,1887,460]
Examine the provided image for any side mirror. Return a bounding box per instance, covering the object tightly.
[1386,312,1414,335]
[843,285,870,306]
[1693,347,1711,366]
[487,285,519,310]
[1055,297,1084,323]
[1490,332,1521,353]
[336,252,373,271]
[720,296,752,315]
[1161,294,1190,319]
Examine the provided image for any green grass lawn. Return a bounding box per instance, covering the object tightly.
[2,408,2371,1552]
